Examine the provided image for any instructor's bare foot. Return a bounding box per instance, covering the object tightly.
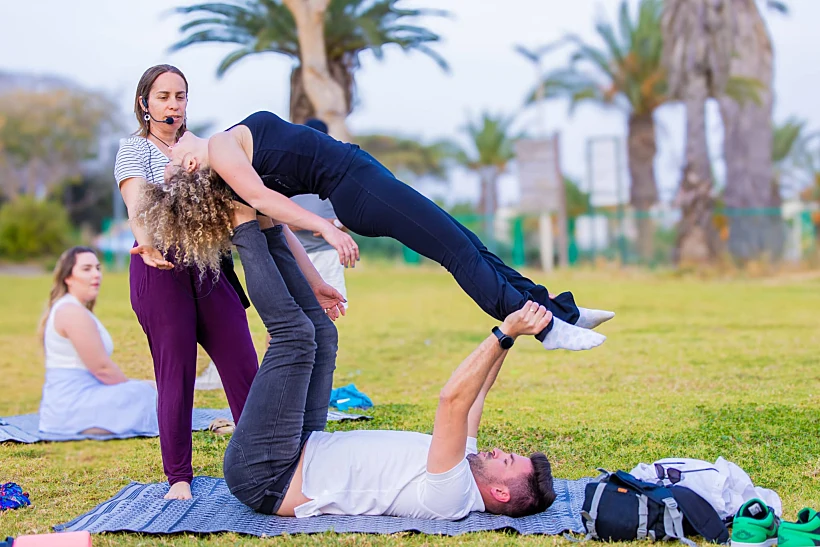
[165,481,192,500]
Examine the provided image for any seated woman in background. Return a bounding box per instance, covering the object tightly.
[38,246,159,436]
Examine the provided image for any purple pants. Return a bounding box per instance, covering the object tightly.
[129,253,259,486]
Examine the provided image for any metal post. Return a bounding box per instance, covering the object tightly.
[614,136,627,263]
[538,212,554,272]
[586,138,597,260]
[553,133,569,268]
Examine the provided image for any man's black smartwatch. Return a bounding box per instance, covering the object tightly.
[492,326,514,350]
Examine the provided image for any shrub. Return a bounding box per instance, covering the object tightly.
[0,197,73,260]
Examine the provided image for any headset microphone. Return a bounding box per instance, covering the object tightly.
[142,98,175,125]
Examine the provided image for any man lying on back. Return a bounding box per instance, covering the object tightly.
[224,300,556,519]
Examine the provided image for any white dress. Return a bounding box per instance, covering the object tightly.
[38,294,159,435]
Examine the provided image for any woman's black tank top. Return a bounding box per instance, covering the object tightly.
[226,111,359,202]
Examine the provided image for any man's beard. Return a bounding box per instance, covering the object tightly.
[466,453,491,483]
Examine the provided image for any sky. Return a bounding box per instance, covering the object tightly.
[1,0,818,207]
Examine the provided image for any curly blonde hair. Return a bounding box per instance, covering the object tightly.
[137,167,235,275]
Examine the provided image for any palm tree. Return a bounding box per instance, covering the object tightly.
[170,0,448,127]
[771,117,805,196]
[781,121,820,204]
[452,113,519,235]
[719,0,788,262]
[662,0,735,264]
[526,0,666,261]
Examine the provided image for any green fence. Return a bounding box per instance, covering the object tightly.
[96,205,819,271]
[354,205,819,269]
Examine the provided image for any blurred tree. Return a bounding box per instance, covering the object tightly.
[525,0,665,261]
[770,117,804,196]
[662,0,734,265]
[57,168,115,234]
[171,0,448,139]
[450,112,519,237]
[663,0,779,265]
[719,0,788,262]
[782,122,820,204]
[0,88,118,201]
[0,197,72,260]
[563,175,592,220]
[354,133,455,186]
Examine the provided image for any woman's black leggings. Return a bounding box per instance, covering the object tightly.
[328,150,579,338]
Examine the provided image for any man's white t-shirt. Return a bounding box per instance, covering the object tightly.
[295,430,485,520]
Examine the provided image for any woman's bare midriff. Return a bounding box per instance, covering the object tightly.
[274,445,311,516]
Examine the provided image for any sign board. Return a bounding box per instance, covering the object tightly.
[587,137,627,207]
[515,137,562,214]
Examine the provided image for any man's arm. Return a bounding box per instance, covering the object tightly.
[427,302,552,474]
[466,350,509,438]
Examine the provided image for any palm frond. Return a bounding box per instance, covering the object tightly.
[171,0,449,104]
[216,47,257,77]
[724,76,764,106]
[169,29,255,52]
[617,0,635,52]
[565,34,617,80]
[766,0,789,15]
[594,19,627,67]
[772,117,805,164]
[458,112,519,169]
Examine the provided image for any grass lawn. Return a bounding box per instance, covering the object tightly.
[1,264,819,545]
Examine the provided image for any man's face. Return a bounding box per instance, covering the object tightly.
[468,448,533,486]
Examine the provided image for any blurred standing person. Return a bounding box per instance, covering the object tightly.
[289,118,349,305]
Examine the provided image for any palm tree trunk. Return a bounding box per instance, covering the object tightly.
[289,60,356,126]
[675,75,720,265]
[477,165,499,243]
[282,0,351,141]
[289,66,315,125]
[718,0,782,262]
[627,112,659,262]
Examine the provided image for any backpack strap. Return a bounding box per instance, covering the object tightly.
[582,481,608,539]
[661,496,698,547]
[662,496,685,540]
[637,494,649,540]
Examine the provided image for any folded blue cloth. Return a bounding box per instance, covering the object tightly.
[0,482,30,511]
[329,384,373,411]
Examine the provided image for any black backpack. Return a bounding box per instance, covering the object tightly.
[579,470,729,545]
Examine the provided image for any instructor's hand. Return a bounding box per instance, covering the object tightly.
[501,301,553,338]
[129,245,173,270]
[321,225,360,268]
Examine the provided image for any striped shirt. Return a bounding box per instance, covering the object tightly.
[114,136,169,187]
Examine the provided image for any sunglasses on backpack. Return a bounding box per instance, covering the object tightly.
[654,463,718,484]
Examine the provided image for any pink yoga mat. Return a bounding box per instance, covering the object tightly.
[13,531,91,546]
